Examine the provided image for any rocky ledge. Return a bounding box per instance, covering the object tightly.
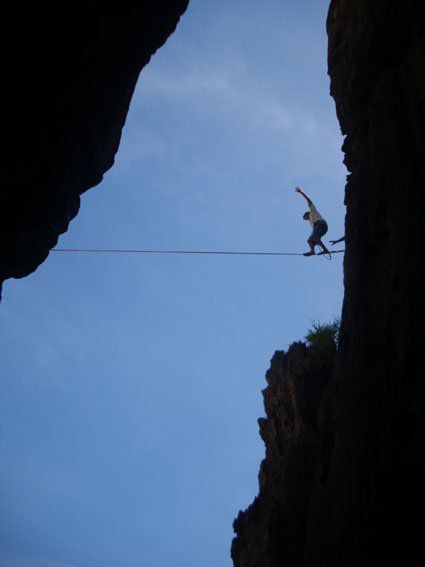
[232,336,336,566]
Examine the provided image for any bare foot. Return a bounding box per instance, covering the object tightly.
[303,251,315,257]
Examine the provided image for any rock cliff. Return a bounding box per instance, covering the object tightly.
[232,1,424,565]
[0,2,188,298]
[232,337,336,567]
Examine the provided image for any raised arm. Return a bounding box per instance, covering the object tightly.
[295,186,312,206]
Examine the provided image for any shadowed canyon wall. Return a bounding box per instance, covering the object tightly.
[1,2,188,299]
[232,1,424,565]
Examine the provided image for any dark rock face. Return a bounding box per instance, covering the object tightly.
[232,342,335,566]
[233,1,424,565]
[305,2,425,565]
[1,2,188,297]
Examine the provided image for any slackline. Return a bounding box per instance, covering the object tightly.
[51,248,345,257]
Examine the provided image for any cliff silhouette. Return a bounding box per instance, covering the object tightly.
[232,1,425,565]
[0,2,189,299]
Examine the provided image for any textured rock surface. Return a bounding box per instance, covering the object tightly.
[232,1,424,565]
[232,342,335,566]
[1,2,188,298]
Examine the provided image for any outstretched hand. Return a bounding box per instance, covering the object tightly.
[295,186,301,193]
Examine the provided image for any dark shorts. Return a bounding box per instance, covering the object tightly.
[308,219,328,244]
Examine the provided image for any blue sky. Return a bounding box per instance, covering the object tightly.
[0,1,346,566]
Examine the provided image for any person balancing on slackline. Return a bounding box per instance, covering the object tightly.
[295,186,330,257]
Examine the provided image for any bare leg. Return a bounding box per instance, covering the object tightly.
[317,239,330,255]
[303,241,315,257]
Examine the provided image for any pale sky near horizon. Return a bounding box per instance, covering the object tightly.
[1,2,346,566]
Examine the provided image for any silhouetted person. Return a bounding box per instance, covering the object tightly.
[295,186,330,256]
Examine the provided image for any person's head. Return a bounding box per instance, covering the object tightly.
[303,211,310,221]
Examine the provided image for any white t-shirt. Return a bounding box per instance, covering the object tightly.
[309,202,323,228]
